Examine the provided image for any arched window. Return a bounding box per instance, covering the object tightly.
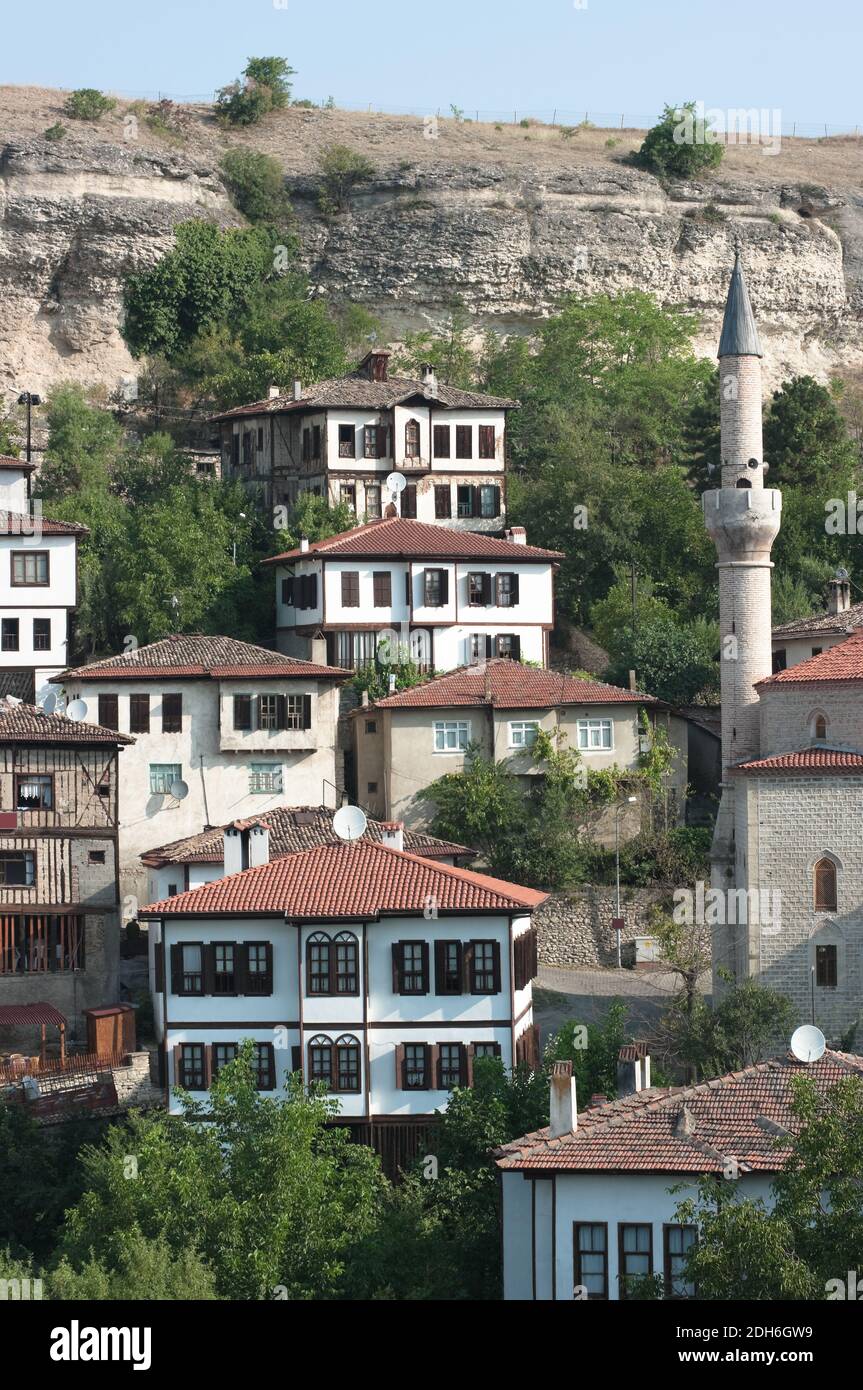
[814,857,837,912]
[813,713,828,742]
[307,932,331,995]
[405,418,421,458]
[308,1035,333,1087]
[736,477,752,489]
[810,921,842,988]
[334,932,359,995]
[335,1035,361,1092]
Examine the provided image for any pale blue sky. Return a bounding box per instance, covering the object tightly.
[2,0,860,130]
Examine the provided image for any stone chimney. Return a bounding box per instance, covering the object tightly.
[420,362,438,395]
[310,633,328,665]
[380,820,404,852]
[617,1043,651,1097]
[505,526,527,546]
[361,349,390,383]
[224,825,244,877]
[293,380,303,401]
[299,536,310,553]
[549,1059,577,1138]
[248,823,270,868]
[268,384,280,400]
[827,571,851,615]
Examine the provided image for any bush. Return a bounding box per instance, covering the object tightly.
[44,123,67,141]
[318,143,375,214]
[220,149,293,229]
[145,99,190,139]
[63,88,116,122]
[635,102,724,179]
[215,56,295,126]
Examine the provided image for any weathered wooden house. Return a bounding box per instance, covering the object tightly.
[0,699,133,1043]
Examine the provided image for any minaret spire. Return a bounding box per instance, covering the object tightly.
[718,249,763,359]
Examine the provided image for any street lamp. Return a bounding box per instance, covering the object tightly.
[17,392,42,464]
[614,796,639,969]
[232,512,247,566]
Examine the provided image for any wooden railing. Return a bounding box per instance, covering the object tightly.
[0,1049,127,1088]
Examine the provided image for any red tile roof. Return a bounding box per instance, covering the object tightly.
[368,658,659,709]
[495,1052,863,1173]
[140,839,545,918]
[262,517,563,564]
[140,804,473,866]
[0,511,88,536]
[0,698,134,745]
[211,367,517,420]
[0,456,36,472]
[731,748,863,775]
[58,634,346,682]
[758,630,863,686]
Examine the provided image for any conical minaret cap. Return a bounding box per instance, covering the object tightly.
[718,249,763,358]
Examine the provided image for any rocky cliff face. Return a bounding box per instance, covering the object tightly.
[1,89,862,404]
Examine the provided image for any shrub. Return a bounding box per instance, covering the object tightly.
[145,99,190,138]
[220,149,293,229]
[635,102,724,178]
[519,118,531,128]
[44,123,67,141]
[215,56,295,126]
[63,88,116,121]
[318,144,375,214]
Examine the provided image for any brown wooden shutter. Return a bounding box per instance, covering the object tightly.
[204,1045,213,1088]
[439,570,449,605]
[309,574,318,608]
[263,942,274,994]
[491,941,502,994]
[173,1044,182,1089]
[419,941,430,994]
[510,636,521,661]
[457,1043,468,1086]
[463,942,475,994]
[154,941,165,993]
[276,694,287,730]
[202,945,216,996]
[481,572,492,606]
[169,943,183,994]
[510,573,520,604]
[466,1044,475,1087]
[430,1044,441,1089]
[433,940,446,993]
[302,694,312,729]
[392,943,403,993]
[291,1045,302,1073]
[485,635,494,659]
[395,1042,406,1090]
[491,485,501,515]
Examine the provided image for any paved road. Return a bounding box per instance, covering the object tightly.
[534,965,711,1043]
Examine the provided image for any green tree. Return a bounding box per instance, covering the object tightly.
[546,1000,630,1101]
[215,57,295,126]
[662,978,796,1080]
[394,303,479,389]
[604,613,719,705]
[318,144,375,213]
[63,88,116,121]
[635,102,724,179]
[764,376,859,490]
[220,149,294,230]
[50,1232,219,1301]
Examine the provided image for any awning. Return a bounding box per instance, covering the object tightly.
[0,1003,67,1029]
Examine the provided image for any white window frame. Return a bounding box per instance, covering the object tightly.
[149,763,182,795]
[577,718,613,751]
[433,720,470,753]
[509,720,540,749]
[249,762,284,795]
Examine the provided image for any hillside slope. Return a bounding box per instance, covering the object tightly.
[2,84,863,402]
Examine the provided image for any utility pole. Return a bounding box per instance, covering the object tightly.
[17,391,42,463]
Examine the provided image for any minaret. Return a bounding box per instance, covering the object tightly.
[703,250,782,932]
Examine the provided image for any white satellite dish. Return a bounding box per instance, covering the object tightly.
[386,471,407,496]
[40,692,57,715]
[66,699,88,722]
[169,779,189,802]
[333,804,368,842]
[790,1024,826,1064]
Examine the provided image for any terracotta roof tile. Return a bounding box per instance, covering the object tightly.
[0,510,88,536]
[758,630,863,686]
[772,601,863,637]
[0,455,36,472]
[730,747,863,775]
[0,698,134,745]
[368,658,659,709]
[495,1052,863,1173]
[140,804,474,867]
[58,634,346,682]
[140,839,545,917]
[211,369,518,421]
[262,517,563,564]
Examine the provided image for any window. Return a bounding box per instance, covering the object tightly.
[434,720,469,752]
[469,941,500,994]
[577,718,613,751]
[336,1035,361,1092]
[816,943,838,987]
[405,418,421,457]
[281,576,294,606]
[509,721,539,750]
[814,857,837,911]
[365,484,382,519]
[249,763,283,795]
[307,931,360,996]
[88,850,106,865]
[15,775,53,811]
[341,571,360,607]
[340,483,356,512]
[130,694,150,734]
[367,781,378,794]
[258,693,303,730]
[480,483,500,518]
[177,943,203,995]
[434,485,451,518]
[457,485,474,518]
[435,941,463,995]
[295,574,318,610]
[245,942,273,995]
[0,913,85,973]
[242,431,253,466]
[472,1042,502,1061]
[456,425,472,459]
[402,484,417,519]
[423,568,448,607]
[478,424,496,460]
[438,1042,466,1089]
[496,634,521,660]
[364,424,388,459]
[162,694,182,734]
[393,941,428,995]
[496,573,518,606]
[33,619,51,651]
[813,713,828,741]
[338,423,355,458]
[618,1224,653,1299]
[335,932,360,994]
[231,435,239,469]
[772,648,787,674]
[514,927,538,990]
[574,1223,608,1300]
[433,424,451,458]
[213,944,236,994]
[167,884,178,898]
[234,694,252,731]
[98,694,118,730]
[365,720,377,735]
[253,1043,276,1091]
[178,1043,207,1091]
[373,571,392,607]
[257,427,264,452]
[468,571,491,606]
[213,1042,239,1076]
[663,1225,696,1298]
[11,551,49,586]
[149,763,182,795]
[400,1042,429,1090]
[469,633,491,663]
[812,646,823,658]
[309,1036,333,1086]
[1,619,19,651]
[0,851,35,886]
[334,630,379,670]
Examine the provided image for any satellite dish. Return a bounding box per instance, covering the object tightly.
[333,804,368,842]
[40,692,57,715]
[169,779,189,802]
[386,471,407,496]
[66,699,88,722]
[790,1024,826,1064]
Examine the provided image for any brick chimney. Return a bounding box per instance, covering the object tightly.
[827,571,851,615]
[549,1059,577,1138]
[617,1043,651,1097]
[361,349,390,383]
[505,526,527,546]
[380,820,404,852]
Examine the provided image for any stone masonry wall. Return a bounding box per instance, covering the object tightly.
[535,885,673,969]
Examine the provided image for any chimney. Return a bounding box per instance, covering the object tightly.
[248,823,270,868]
[310,633,327,665]
[827,571,851,615]
[224,826,243,877]
[549,1059,577,1138]
[299,536,310,553]
[380,820,404,852]
[361,689,369,707]
[420,362,438,395]
[362,349,391,383]
[268,384,280,400]
[629,669,637,692]
[293,380,303,401]
[505,526,527,546]
[617,1044,651,1097]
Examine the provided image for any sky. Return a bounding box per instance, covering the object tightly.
[1,0,861,131]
